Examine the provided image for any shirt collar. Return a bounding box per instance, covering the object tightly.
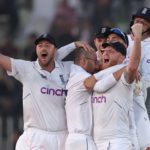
[70,64,85,76]
[143,36,150,42]
[34,59,60,71]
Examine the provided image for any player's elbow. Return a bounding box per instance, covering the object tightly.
[128,61,140,73]
[128,66,137,74]
[127,64,139,82]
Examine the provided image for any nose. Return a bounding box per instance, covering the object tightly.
[107,37,111,42]
[103,49,108,55]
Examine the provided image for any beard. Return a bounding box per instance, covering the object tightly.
[38,57,54,68]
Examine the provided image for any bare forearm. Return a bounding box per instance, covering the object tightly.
[126,23,142,83]
[128,37,141,70]
[0,53,12,71]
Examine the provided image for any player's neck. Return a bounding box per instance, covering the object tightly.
[41,61,55,73]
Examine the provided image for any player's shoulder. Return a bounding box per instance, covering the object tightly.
[62,61,73,68]
[11,58,33,65]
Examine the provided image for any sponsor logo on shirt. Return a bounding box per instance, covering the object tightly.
[41,87,67,96]
[92,95,106,103]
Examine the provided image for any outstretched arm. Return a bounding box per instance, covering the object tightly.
[57,41,95,60]
[0,53,12,72]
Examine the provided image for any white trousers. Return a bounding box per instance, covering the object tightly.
[129,104,140,150]
[94,138,132,150]
[15,128,67,150]
[65,133,97,150]
[134,95,150,150]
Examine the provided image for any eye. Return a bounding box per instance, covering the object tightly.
[100,48,105,54]
[98,39,103,42]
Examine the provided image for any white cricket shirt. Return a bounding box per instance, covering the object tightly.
[65,64,93,135]
[93,71,133,141]
[7,58,71,132]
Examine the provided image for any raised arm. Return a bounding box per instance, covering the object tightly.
[0,53,12,72]
[57,41,95,60]
[57,43,76,60]
[125,23,142,83]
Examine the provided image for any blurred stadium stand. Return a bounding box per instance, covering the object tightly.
[0,0,150,149]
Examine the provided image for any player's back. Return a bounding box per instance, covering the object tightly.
[65,64,93,135]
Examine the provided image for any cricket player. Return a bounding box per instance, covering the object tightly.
[100,24,150,150]
[94,26,111,60]
[107,28,129,48]
[65,47,126,150]
[127,7,150,150]
[0,33,94,150]
[106,27,140,149]
[84,23,142,150]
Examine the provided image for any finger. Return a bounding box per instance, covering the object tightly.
[84,45,94,52]
[87,46,95,52]
[82,43,95,52]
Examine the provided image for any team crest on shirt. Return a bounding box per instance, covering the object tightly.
[59,74,66,84]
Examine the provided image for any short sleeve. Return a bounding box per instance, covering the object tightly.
[7,58,30,82]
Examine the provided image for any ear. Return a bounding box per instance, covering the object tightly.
[79,57,87,69]
[82,57,86,64]
[118,54,125,63]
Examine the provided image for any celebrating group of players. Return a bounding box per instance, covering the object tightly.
[0,6,150,150]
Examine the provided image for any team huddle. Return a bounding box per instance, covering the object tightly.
[0,6,150,150]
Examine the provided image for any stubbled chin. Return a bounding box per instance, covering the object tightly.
[102,63,110,69]
[39,58,48,65]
